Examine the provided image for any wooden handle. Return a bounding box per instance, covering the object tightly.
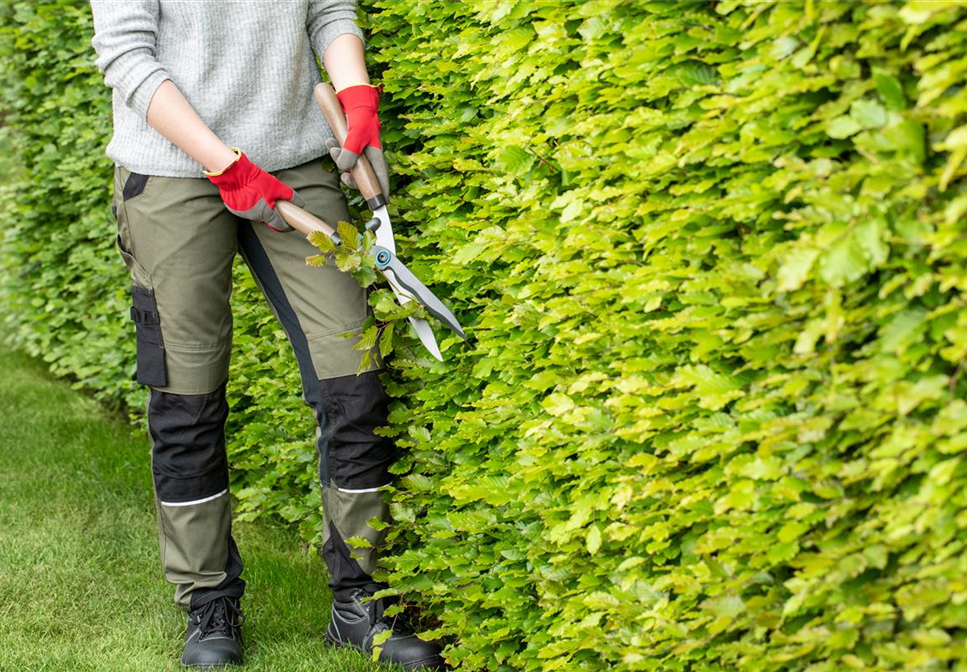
[275,200,338,240]
[314,82,385,206]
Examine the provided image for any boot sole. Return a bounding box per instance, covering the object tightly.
[181,660,243,671]
[326,632,444,671]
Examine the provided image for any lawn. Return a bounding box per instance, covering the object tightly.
[0,348,388,672]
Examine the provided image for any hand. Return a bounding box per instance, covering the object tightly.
[325,84,390,202]
[205,149,303,232]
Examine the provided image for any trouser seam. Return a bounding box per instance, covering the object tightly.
[162,341,232,352]
[305,318,367,342]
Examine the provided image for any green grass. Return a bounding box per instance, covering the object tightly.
[0,348,387,672]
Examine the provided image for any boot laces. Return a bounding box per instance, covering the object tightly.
[195,596,243,639]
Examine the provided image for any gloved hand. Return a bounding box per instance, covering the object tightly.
[324,83,390,202]
[205,148,303,232]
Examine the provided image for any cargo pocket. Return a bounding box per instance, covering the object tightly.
[113,169,153,289]
[116,235,154,290]
[131,286,168,388]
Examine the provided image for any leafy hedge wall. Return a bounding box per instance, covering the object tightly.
[3,1,967,671]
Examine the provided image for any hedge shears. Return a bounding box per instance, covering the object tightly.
[275,83,465,361]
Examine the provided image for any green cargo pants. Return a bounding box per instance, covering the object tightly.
[112,158,396,611]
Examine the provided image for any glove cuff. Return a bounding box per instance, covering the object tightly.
[205,149,262,191]
[336,84,381,113]
[202,148,243,178]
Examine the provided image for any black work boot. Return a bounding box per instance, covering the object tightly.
[327,588,445,671]
[181,595,244,669]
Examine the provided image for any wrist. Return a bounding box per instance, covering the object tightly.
[334,82,376,93]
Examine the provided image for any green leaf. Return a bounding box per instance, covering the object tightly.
[494,145,535,175]
[345,535,373,549]
[912,629,952,647]
[818,235,867,286]
[882,119,925,162]
[874,71,907,110]
[452,242,486,265]
[879,308,927,354]
[373,291,401,317]
[371,628,392,661]
[305,253,331,268]
[850,99,887,129]
[541,393,575,416]
[379,321,395,358]
[777,246,820,291]
[308,230,337,253]
[828,116,863,139]
[336,220,360,248]
[853,219,889,268]
[586,525,602,555]
[355,325,379,351]
[336,252,362,272]
[352,264,379,287]
[778,521,809,543]
[703,594,746,618]
[355,351,371,376]
[940,147,966,192]
[677,61,720,86]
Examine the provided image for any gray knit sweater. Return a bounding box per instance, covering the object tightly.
[90,0,365,177]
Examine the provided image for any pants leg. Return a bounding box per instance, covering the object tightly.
[236,158,396,600]
[149,384,244,610]
[113,166,243,611]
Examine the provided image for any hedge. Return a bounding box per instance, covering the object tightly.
[2,1,967,671]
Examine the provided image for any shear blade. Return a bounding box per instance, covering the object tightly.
[409,317,442,361]
[368,205,464,356]
[376,262,444,359]
[381,259,466,340]
[372,206,396,255]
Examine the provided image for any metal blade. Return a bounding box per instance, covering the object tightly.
[371,206,396,255]
[370,205,411,308]
[382,258,467,340]
[367,205,464,355]
[409,316,442,361]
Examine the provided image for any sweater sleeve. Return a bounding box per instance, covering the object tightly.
[307,0,366,59]
[90,0,171,121]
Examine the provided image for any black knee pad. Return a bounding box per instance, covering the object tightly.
[317,370,397,490]
[148,383,230,503]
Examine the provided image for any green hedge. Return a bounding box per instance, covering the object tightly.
[3,1,967,670]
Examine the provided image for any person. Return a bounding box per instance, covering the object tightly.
[88,2,442,669]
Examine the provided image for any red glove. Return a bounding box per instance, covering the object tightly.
[205,149,303,232]
[325,84,390,202]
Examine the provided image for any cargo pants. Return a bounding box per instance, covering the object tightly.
[112,158,395,612]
